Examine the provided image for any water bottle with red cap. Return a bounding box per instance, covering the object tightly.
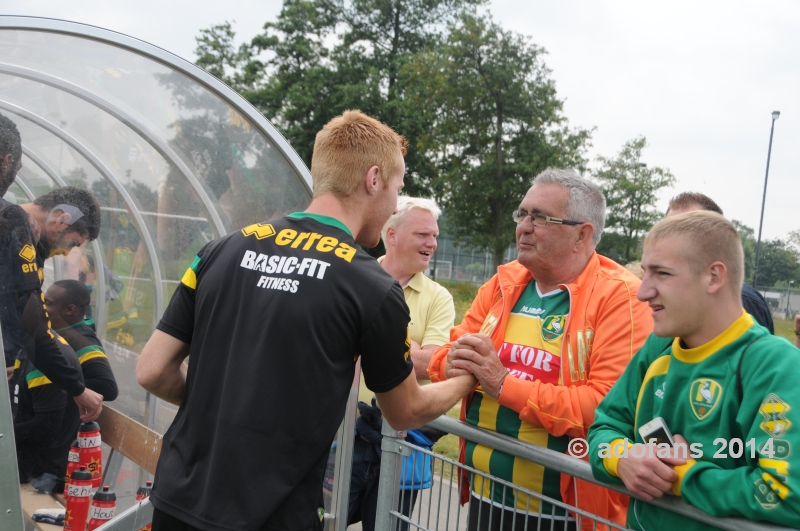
[63,439,81,494]
[88,486,116,530]
[65,467,93,531]
[78,422,103,488]
[135,480,153,501]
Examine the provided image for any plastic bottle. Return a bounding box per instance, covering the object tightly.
[88,486,116,531]
[135,480,153,501]
[64,467,93,531]
[63,439,81,493]
[78,422,103,488]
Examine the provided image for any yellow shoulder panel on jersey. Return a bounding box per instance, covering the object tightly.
[241,223,276,240]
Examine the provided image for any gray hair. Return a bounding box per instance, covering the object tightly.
[532,168,606,246]
[381,196,442,244]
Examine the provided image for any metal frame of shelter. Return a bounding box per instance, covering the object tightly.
[0,15,361,531]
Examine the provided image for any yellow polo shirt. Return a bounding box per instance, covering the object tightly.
[358,258,455,400]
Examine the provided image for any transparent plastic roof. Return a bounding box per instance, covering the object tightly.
[0,16,313,432]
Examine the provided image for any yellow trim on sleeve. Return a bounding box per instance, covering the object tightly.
[603,438,633,478]
[671,459,697,496]
[27,375,52,388]
[79,350,108,364]
[181,267,197,289]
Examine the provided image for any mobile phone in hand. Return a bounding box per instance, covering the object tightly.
[638,417,675,446]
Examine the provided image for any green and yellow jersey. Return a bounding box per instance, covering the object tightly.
[589,312,800,531]
[466,282,571,517]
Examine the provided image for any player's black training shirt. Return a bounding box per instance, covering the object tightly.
[0,198,85,397]
[57,319,118,401]
[13,338,81,483]
[152,213,414,531]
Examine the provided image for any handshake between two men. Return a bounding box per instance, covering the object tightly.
[443,333,508,400]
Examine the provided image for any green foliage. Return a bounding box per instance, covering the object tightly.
[732,219,756,282]
[754,239,800,288]
[404,14,591,269]
[194,22,260,92]
[196,0,484,197]
[594,137,675,263]
[732,220,800,288]
[437,279,479,324]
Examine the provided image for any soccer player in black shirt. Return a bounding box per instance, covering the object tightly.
[137,110,477,531]
[45,280,118,401]
[0,114,103,421]
[8,336,81,492]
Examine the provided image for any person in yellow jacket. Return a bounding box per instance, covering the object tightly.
[428,168,653,531]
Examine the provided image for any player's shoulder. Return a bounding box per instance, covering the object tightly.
[0,200,34,237]
[0,198,26,219]
[747,329,797,360]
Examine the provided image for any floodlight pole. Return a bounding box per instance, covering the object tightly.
[752,111,781,288]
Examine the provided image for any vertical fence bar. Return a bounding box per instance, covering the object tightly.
[375,422,407,531]
[330,360,361,530]
[0,323,24,530]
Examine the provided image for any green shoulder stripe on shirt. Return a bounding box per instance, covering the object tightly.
[181,255,202,289]
[76,345,107,364]
[26,369,52,388]
[287,212,353,237]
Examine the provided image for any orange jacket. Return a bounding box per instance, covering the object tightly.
[428,253,652,530]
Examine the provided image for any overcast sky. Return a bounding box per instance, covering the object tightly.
[4,1,798,240]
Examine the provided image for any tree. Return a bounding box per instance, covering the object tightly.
[405,14,591,269]
[594,137,675,263]
[194,22,261,94]
[752,239,800,288]
[732,219,756,283]
[194,0,483,197]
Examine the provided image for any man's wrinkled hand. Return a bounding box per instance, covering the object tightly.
[74,388,103,422]
[445,338,473,379]
[450,334,508,398]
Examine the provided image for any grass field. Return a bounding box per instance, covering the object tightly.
[774,317,797,344]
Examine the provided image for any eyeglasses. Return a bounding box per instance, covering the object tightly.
[512,209,584,226]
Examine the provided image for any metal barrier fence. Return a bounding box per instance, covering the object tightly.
[373,416,794,531]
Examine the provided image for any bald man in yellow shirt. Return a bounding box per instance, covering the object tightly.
[348,196,456,531]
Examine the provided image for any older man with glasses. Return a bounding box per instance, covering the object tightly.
[428,168,653,531]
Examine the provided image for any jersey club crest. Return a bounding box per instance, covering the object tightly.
[541,315,566,341]
[689,378,723,420]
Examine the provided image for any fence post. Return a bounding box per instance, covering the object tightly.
[374,422,407,531]
[0,322,24,531]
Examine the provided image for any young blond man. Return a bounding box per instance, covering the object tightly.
[348,197,456,530]
[589,211,800,530]
[137,111,476,531]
